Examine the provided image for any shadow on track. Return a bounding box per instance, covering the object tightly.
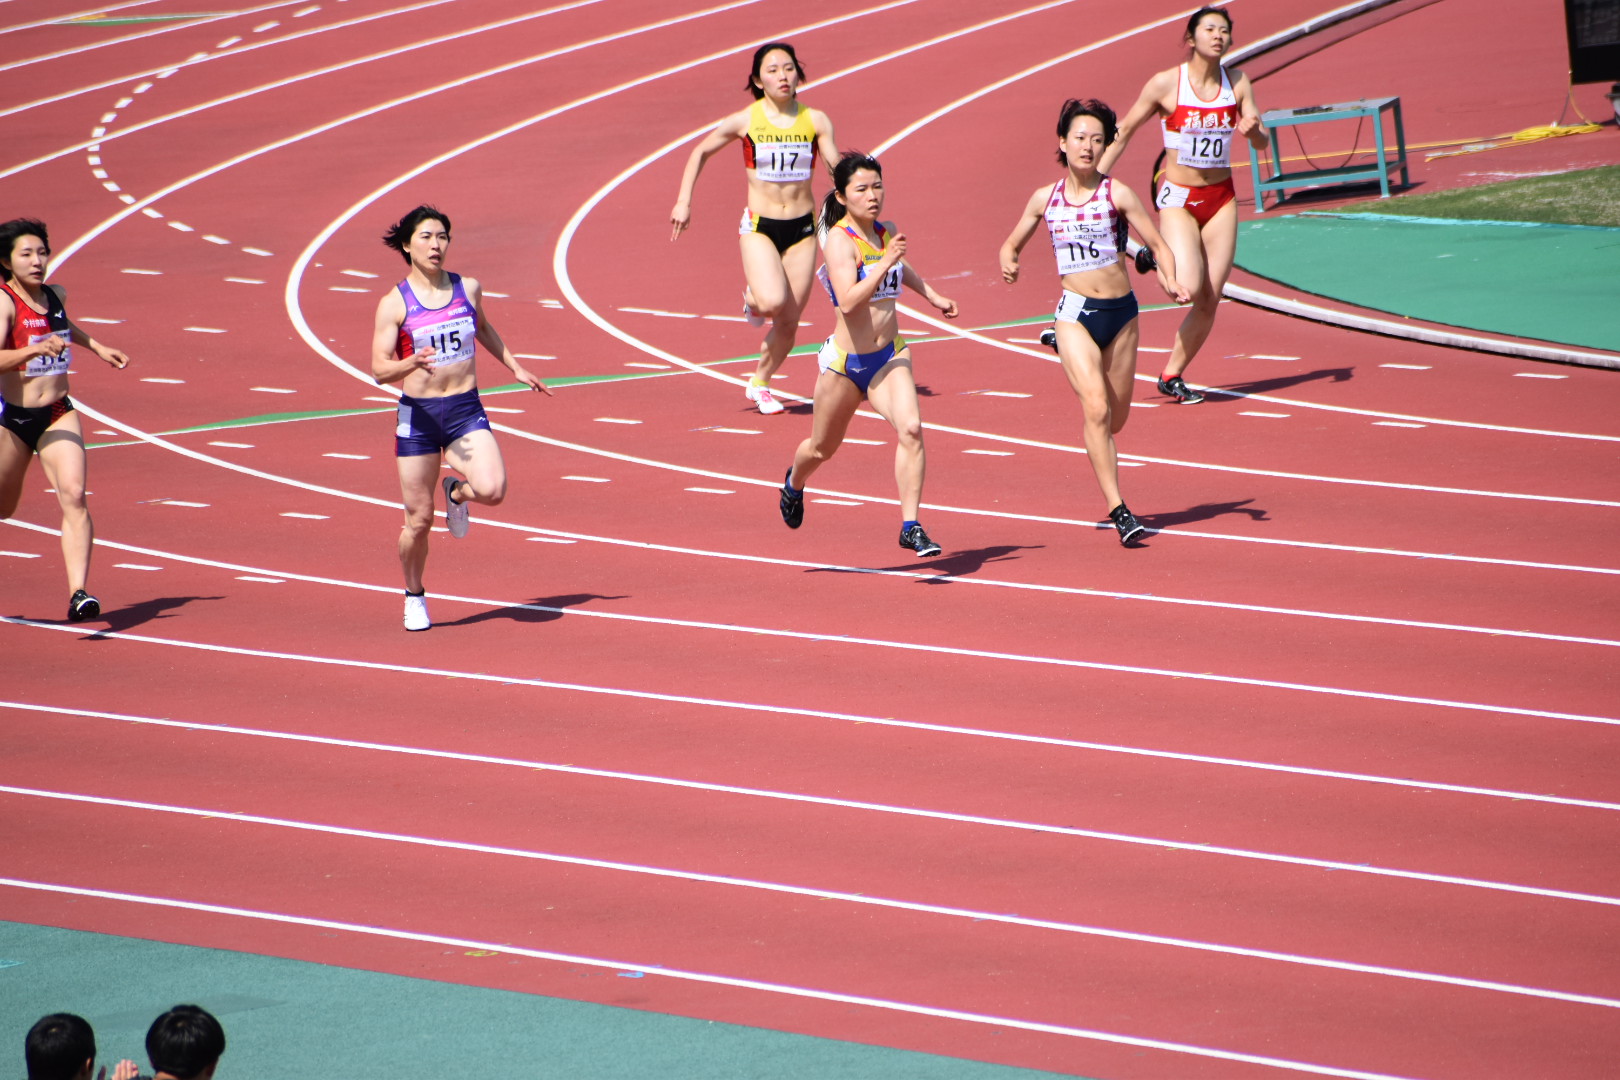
[1199,365,1355,399]
[95,595,224,633]
[439,592,626,627]
[809,543,1040,580]
[1142,498,1268,528]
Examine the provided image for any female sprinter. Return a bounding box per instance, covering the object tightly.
[777,151,957,557]
[371,205,550,632]
[0,218,130,621]
[1000,100,1187,546]
[1098,5,1266,404]
[670,42,838,415]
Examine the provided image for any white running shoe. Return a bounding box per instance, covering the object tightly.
[742,290,765,327]
[443,476,470,538]
[755,386,785,415]
[403,592,430,631]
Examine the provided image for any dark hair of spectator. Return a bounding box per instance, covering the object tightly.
[819,151,883,236]
[25,1013,95,1080]
[1055,99,1119,164]
[1184,5,1232,41]
[0,217,50,277]
[381,205,450,264]
[745,42,804,99]
[145,1005,225,1080]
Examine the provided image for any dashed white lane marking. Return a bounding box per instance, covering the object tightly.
[294,5,321,17]
[225,277,264,285]
[250,387,296,394]
[702,314,748,322]
[0,551,41,559]
[482,406,523,414]
[253,21,280,32]
[322,453,369,460]
[514,353,555,360]
[1251,354,1300,361]
[154,500,208,508]
[167,221,194,233]
[1007,337,1044,344]
[140,377,185,384]
[1515,372,1569,379]
[216,36,243,49]
[562,475,610,482]
[121,268,162,275]
[527,537,576,543]
[236,575,284,583]
[280,512,329,520]
[0,879,1428,1080]
[706,427,762,435]
[329,286,369,293]
[843,437,885,445]
[1375,422,1427,429]
[1240,411,1291,419]
[624,361,669,369]
[140,208,162,219]
[113,563,162,571]
[8,786,1615,1014]
[76,317,121,325]
[207,441,253,449]
[1380,364,1431,370]
[966,390,1031,398]
[594,417,642,425]
[618,306,698,318]
[183,327,226,334]
[242,247,273,257]
[361,396,394,403]
[1139,346,1171,352]
[340,269,377,278]
[963,449,1013,456]
[483,291,508,298]
[202,235,231,245]
[686,487,734,495]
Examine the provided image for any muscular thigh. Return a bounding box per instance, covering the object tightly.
[445,426,505,488]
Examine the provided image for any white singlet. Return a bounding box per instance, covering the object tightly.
[1160,62,1238,169]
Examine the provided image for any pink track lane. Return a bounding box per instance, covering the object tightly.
[5,2,1620,1078]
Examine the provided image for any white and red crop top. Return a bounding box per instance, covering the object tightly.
[1160,62,1238,169]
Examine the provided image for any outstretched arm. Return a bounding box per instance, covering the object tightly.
[670,112,747,241]
[1113,182,1188,303]
[998,186,1049,285]
[466,276,551,395]
[1097,70,1172,177]
[54,287,129,369]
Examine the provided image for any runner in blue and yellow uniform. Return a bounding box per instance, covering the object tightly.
[777,152,958,557]
[670,42,839,416]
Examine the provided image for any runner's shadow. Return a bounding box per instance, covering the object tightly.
[440,592,626,627]
[1201,366,1354,399]
[1141,499,1268,528]
[97,595,224,633]
[810,544,1038,580]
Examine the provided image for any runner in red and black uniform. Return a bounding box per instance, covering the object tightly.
[0,218,130,621]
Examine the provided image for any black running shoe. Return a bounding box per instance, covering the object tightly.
[1109,503,1147,546]
[67,589,101,622]
[898,524,942,557]
[1156,374,1205,404]
[1038,326,1058,353]
[1134,246,1157,274]
[779,468,804,529]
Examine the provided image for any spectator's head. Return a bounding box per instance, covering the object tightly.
[145,1006,225,1080]
[25,1013,95,1080]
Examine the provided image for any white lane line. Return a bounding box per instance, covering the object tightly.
[1374,422,1427,429]
[166,221,194,232]
[1381,364,1431,371]
[329,286,369,293]
[963,449,1013,456]
[562,475,610,482]
[594,417,642,425]
[8,699,1618,818]
[8,785,1615,1012]
[322,452,369,460]
[0,879,1423,1080]
[624,362,670,369]
[705,427,761,435]
[183,327,227,334]
[203,235,232,246]
[526,537,576,544]
[225,277,264,285]
[206,441,253,449]
[482,406,523,414]
[1251,354,1301,361]
[1,551,41,559]
[279,512,328,520]
[1514,373,1569,379]
[1241,411,1291,419]
[50,403,1620,659]
[250,387,296,394]
[140,377,185,384]
[685,487,734,495]
[75,316,121,324]
[619,306,698,318]
[843,437,885,446]
[241,247,274,257]
[340,269,378,278]
[0,1,262,73]
[120,268,161,275]
[236,576,284,583]
[112,563,162,571]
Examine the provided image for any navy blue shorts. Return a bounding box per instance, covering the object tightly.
[817,336,906,394]
[1054,291,1138,350]
[395,387,491,457]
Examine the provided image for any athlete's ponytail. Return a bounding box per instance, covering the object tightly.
[819,151,883,236]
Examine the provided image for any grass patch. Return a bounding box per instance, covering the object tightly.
[1337,164,1620,227]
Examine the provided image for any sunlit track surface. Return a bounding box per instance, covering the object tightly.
[3,1,1619,1077]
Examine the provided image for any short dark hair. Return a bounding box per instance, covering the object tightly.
[745,42,804,99]
[146,1006,225,1080]
[381,205,450,264]
[0,217,50,277]
[819,150,883,236]
[25,1013,94,1080]
[1184,5,1232,40]
[1055,98,1118,164]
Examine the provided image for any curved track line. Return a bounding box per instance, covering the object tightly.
[0,0,296,74]
[9,698,1616,829]
[0,637,1613,907]
[9,785,1615,1012]
[0,0,173,39]
[0,0,466,120]
[0,879,1421,1080]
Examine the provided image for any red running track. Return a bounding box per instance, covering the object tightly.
[3,1,1619,1077]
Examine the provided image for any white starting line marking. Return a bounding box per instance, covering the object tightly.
[0,551,41,559]
[1240,411,1291,419]
[619,306,698,318]
[813,498,863,506]
[526,537,576,543]
[843,437,885,446]
[207,441,253,449]
[236,575,284,583]
[121,268,162,275]
[250,387,296,394]
[114,563,163,571]
[963,449,1013,456]
[183,327,227,334]
[1374,422,1427,429]
[482,407,524,414]
[280,512,329,520]
[1380,363,1431,370]
[322,452,369,460]
[594,417,642,424]
[140,377,185,384]
[1514,372,1569,379]
[562,475,610,483]
[624,361,669,369]
[685,487,734,495]
[225,278,264,285]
